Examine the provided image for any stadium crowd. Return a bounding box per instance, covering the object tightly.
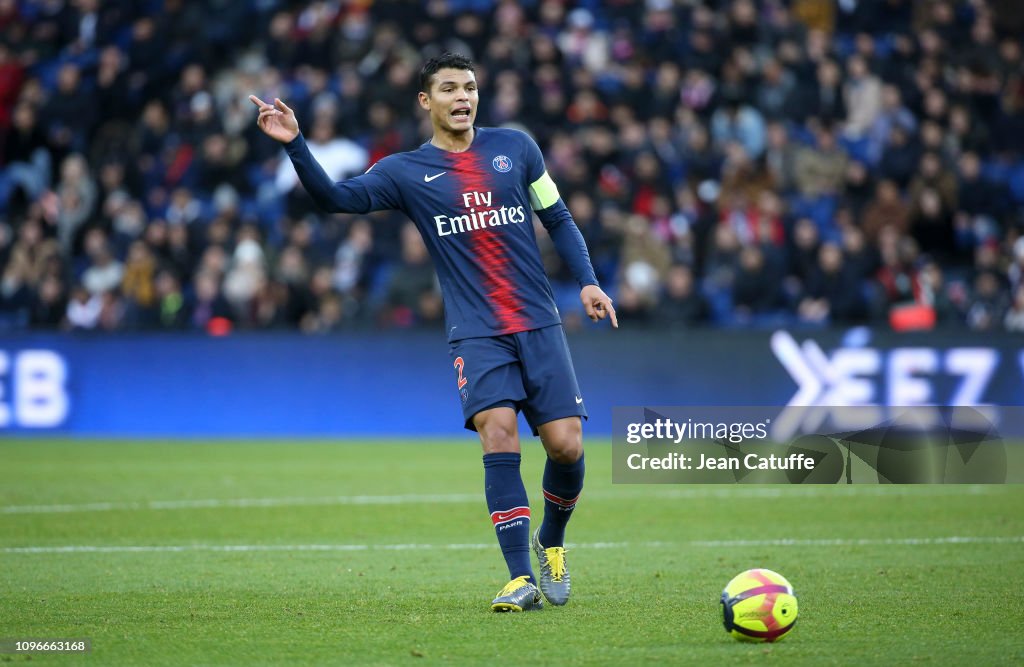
[1,0,1023,333]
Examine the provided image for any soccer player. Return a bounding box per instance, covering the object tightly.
[249,52,616,612]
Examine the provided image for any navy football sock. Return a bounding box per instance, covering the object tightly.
[483,452,534,584]
[538,453,585,548]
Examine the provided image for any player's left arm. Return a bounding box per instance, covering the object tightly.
[524,136,617,328]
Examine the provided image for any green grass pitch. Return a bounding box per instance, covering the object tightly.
[2,439,1023,666]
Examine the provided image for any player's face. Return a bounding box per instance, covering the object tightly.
[420,68,478,134]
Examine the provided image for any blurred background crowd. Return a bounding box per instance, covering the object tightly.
[1,0,1023,334]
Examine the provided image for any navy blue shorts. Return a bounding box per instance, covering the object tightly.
[449,324,587,435]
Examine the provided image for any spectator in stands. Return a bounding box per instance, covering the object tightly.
[4,217,58,298]
[384,222,441,329]
[30,273,66,329]
[843,55,884,140]
[222,236,266,325]
[966,269,1009,331]
[154,268,187,329]
[0,41,25,129]
[867,84,917,165]
[189,269,232,333]
[81,229,123,296]
[808,59,847,124]
[785,217,820,297]
[66,284,101,331]
[861,179,911,244]
[652,262,705,326]
[1003,284,1024,332]
[909,186,956,260]
[756,58,798,122]
[302,265,350,333]
[618,214,671,300]
[842,160,874,220]
[840,225,878,286]
[120,239,157,327]
[764,122,799,195]
[878,123,921,187]
[54,153,97,254]
[918,259,961,326]
[794,122,848,198]
[42,62,95,156]
[799,242,865,324]
[908,151,958,216]
[711,96,766,160]
[703,224,742,315]
[0,102,50,212]
[733,246,782,320]
[954,151,1007,246]
[873,230,922,316]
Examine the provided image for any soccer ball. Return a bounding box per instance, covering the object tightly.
[720,568,798,642]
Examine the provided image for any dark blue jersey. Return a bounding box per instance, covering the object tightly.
[285,126,598,341]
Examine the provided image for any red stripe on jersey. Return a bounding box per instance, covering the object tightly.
[450,150,528,332]
[490,506,531,526]
[543,489,580,507]
[472,230,528,331]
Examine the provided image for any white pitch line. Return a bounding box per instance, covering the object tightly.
[2,536,1020,555]
[0,485,1002,515]
[0,493,482,515]
[689,535,1024,548]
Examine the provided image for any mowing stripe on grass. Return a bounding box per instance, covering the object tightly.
[0,485,1000,515]
[2,535,1020,555]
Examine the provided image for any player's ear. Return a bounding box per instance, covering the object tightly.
[418,90,431,111]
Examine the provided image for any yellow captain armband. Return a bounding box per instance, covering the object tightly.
[528,171,560,211]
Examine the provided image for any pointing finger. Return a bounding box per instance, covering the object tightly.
[248,94,268,109]
[608,301,618,328]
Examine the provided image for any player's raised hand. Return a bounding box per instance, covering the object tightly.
[248,95,299,143]
[580,284,618,328]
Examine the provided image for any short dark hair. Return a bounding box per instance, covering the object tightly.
[419,52,475,92]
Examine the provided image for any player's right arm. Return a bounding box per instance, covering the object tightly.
[248,95,399,214]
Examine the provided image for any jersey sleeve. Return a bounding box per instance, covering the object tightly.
[519,133,599,288]
[284,133,402,214]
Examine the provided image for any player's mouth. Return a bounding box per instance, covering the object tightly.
[450,107,472,122]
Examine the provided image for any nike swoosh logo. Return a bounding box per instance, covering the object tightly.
[575,396,584,404]
[424,171,447,182]
[494,512,519,522]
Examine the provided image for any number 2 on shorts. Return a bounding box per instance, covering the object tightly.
[453,356,468,389]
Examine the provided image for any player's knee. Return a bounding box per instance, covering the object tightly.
[476,413,520,454]
[546,438,582,464]
[542,420,583,464]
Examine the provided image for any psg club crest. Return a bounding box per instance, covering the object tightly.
[492,155,512,173]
